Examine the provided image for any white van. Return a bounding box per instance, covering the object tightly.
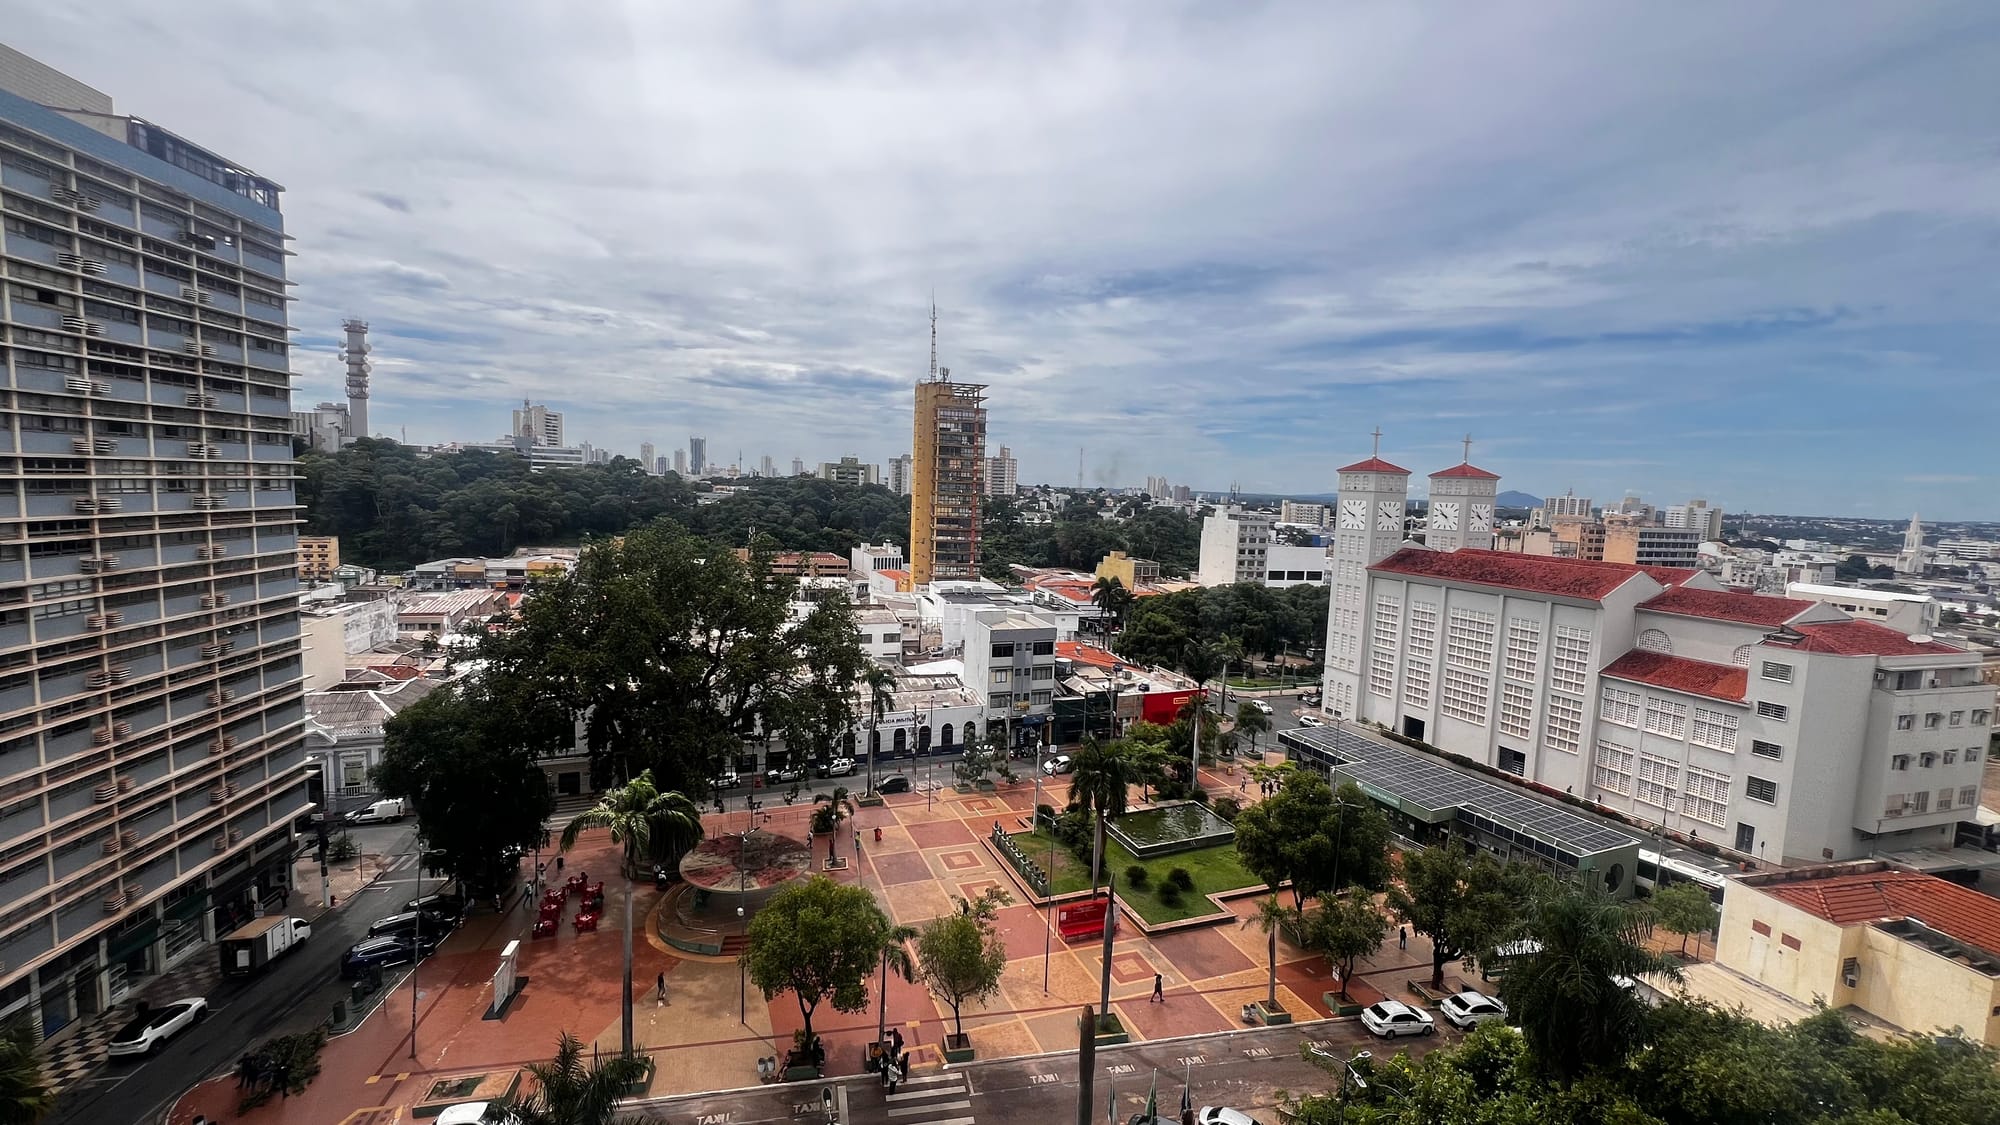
[346,798,408,825]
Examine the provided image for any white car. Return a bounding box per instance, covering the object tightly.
[821,757,856,778]
[1438,989,1509,1029]
[1359,999,1435,1038]
[1296,713,1325,728]
[1199,1108,1265,1125]
[1247,700,1274,714]
[107,997,208,1058]
[1042,755,1074,776]
[437,1103,520,1125]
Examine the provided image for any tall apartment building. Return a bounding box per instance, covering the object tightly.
[0,51,309,1035]
[818,455,879,487]
[790,457,805,478]
[672,449,687,476]
[1604,520,1701,568]
[511,400,562,447]
[1197,506,1274,586]
[1144,475,1171,500]
[1322,546,1992,865]
[887,454,914,497]
[961,611,1058,747]
[985,445,1017,498]
[297,536,339,583]
[688,435,706,476]
[1664,499,1724,541]
[1544,492,1594,521]
[1325,451,1413,720]
[910,378,985,585]
[1279,500,1329,528]
[759,455,775,479]
[289,401,348,453]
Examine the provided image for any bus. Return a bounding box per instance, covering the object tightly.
[1636,849,1728,906]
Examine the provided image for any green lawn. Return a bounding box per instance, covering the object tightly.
[1007,828,1265,924]
[1224,676,1295,690]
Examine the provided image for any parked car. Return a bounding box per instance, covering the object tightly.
[107,998,207,1058]
[437,1101,521,1125]
[1360,999,1435,1038]
[346,798,408,825]
[765,765,804,784]
[1246,700,1274,714]
[368,908,457,940]
[1296,713,1325,728]
[819,757,856,778]
[1199,1108,1265,1125]
[1042,755,1075,776]
[1438,990,1509,1029]
[876,775,912,794]
[1299,690,1322,706]
[341,935,437,979]
[403,891,467,918]
[711,771,742,791]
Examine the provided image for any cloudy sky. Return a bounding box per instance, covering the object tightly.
[10,4,1997,516]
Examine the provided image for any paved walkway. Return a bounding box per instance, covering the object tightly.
[167,768,1448,1124]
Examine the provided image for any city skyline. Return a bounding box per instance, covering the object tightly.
[7,8,1996,517]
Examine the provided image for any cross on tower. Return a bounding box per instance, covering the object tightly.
[1370,426,1383,458]
[1461,433,1474,464]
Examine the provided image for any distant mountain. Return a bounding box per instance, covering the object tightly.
[1496,490,1541,508]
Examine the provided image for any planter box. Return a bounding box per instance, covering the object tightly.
[412,1069,523,1118]
[1092,1012,1130,1046]
[942,1033,975,1063]
[1322,992,1365,1017]
[782,1063,822,1081]
[858,795,886,808]
[1251,999,1292,1026]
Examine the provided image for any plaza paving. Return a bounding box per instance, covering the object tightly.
[168,764,1449,1124]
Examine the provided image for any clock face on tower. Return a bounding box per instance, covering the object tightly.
[1432,501,1461,531]
[1377,501,1403,531]
[1471,503,1493,532]
[1339,498,1368,530]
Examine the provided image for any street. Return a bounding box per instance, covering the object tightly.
[50,821,436,1125]
[624,1016,1446,1125]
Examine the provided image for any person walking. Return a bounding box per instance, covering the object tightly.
[657,972,668,1005]
[1151,972,1165,1002]
[1398,925,1408,951]
[555,854,565,874]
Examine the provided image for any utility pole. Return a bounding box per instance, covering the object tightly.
[1076,1005,1097,1125]
[1098,874,1116,1019]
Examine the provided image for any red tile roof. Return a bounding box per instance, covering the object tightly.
[1337,457,1410,475]
[1431,462,1501,480]
[1643,567,1703,587]
[1056,641,1120,669]
[1639,586,1814,627]
[877,569,909,579]
[1781,620,1964,657]
[1600,650,1747,702]
[1758,870,2000,956]
[1369,548,1654,601]
[368,664,424,681]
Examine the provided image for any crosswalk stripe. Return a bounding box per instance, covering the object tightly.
[884,1085,967,1103]
[886,1100,971,1117]
[882,1074,964,1089]
[893,1118,974,1125]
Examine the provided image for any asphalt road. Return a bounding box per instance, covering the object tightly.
[50,821,434,1125]
[623,1016,1451,1125]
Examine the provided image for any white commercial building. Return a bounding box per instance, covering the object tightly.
[1938,539,2000,561]
[985,446,1018,498]
[512,400,564,447]
[850,543,906,576]
[1786,583,1940,638]
[1261,543,1331,588]
[1545,492,1595,520]
[1280,500,1330,528]
[1323,546,1993,865]
[962,612,1059,748]
[1664,499,1726,541]
[1198,507,1274,586]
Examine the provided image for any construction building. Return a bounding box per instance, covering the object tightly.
[909,309,986,585]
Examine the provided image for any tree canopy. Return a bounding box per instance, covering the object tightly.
[742,876,901,1047]
[1114,581,1330,668]
[915,890,1012,1041]
[1232,774,1391,909]
[978,494,1203,581]
[1385,842,1544,988]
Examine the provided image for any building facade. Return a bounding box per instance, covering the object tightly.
[1094,550,1160,590]
[297,535,339,583]
[1196,506,1274,586]
[1664,499,1725,540]
[1603,521,1701,568]
[289,401,347,453]
[888,453,913,497]
[1279,500,1329,528]
[1425,461,1500,553]
[961,611,1058,748]
[1325,455,1413,721]
[0,57,310,1035]
[984,445,1017,498]
[818,455,879,487]
[688,436,706,476]
[1261,543,1329,588]
[510,400,562,447]
[1323,546,1992,865]
[1544,492,1594,521]
[910,379,986,585]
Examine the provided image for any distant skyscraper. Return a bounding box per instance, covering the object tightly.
[639,442,657,473]
[512,400,563,446]
[791,457,806,477]
[910,306,986,584]
[760,455,775,478]
[1146,475,1171,499]
[888,454,915,497]
[819,456,880,487]
[1545,491,1594,520]
[985,446,1018,498]
[673,449,688,475]
[1664,498,1724,541]
[688,436,707,476]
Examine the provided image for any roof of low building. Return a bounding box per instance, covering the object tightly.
[1780,620,1964,657]
[1754,868,2000,958]
[1369,548,1656,601]
[306,677,445,740]
[1639,586,1816,628]
[1600,650,1748,702]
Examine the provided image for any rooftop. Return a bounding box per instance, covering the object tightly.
[1777,620,1964,658]
[1337,457,1410,475]
[1601,650,1748,702]
[1750,865,2000,965]
[1639,586,1816,628]
[1786,582,1935,605]
[1431,462,1502,480]
[1369,548,1657,601]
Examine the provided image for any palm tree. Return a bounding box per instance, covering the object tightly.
[1090,576,1133,635]
[812,786,856,862]
[1501,888,1684,1080]
[1254,895,1293,1012]
[1065,738,1134,891]
[874,922,920,1046]
[1233,704,1271,761]
[0,1019,51,1125]
[1214,635,1246,718]
[862,664,895,794]
[560,770,704,1061]
[510,1031,653,1125]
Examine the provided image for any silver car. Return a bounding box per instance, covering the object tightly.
[1359,999,1435,1038]
[1438,989,1509,1029]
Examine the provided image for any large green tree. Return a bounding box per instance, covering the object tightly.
[1648,882,1719,956]
[916,891,1012,1042]
[1385,843,1537,989]
[1301,890,1391,1000]
[376,676,558,898]
[1502,889,1683,1080]
[742,876,901,1050]
[1233,774,1391,909]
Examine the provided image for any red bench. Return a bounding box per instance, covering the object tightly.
[1058,898,1109,942]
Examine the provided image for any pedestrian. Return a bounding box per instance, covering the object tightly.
[556,855,565,874]
[891,1026,904,1055]
[1398,925,1408,950]
[657,972,668,1004]
[1151,972,1164,1002]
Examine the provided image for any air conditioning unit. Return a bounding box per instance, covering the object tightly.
[209,736,235,755]
[208,787,227,805]
[85,612,124,630]
[117,776,135,793]
[180,340,201,355]
[85,668,131,689]
[227,828,242,845]
[112,721,131,737]
[191,496,225,510]
[200,642,231,659]
[93,727,115,745]
[196,545,225,559]
[119,830,137,848]
[179,286,201,301]
[58,316,105,338]
[64,375,110,394]
[78,555,119,573]
[212,835,229,852]
[94,781,118,802]
[208,689,236,706]
[196,344,217,358]
[55,252,106,274]
[199,593,229,609]
[195,291,213,305]
[185,392,217,408]
[49,187,98,213]
[187,442,219,458]
[102,890,127,914]
[1841,957,1860,987]
[181,231,217,250]
[101,836,121,857]
[71,437,119,455]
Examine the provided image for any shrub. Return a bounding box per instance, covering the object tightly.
[1125,865,1148,888]
[327,833,359,863]
[237,1027,328,1113]
[1190,788,1211,805]
[1167,867,1195,892]
[1157,883,1183,907]
[1213,797,1241,822]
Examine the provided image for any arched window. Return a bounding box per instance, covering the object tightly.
[842,731,856,754]
[893,728,907,755]
[868,729,881,754]
[1730,645,1752,666]
[1637,629,1673,654]
[941,723,955,749]
[917,726,932,752]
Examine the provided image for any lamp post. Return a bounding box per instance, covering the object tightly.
[737,903,747,1025]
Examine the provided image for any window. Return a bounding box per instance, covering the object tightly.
[1884,794,1907,817]
[989,692,1012,709]
[1030,666,1054,681]
[1372,597,1402,651]
[1368,649,1396,699]
[1645,698,1689,738]
[1760,661,1793,683]
[1909,790,1930,814]
[1441,610,1497,725]
[1498,682,1533,738]
[1408,603,1439,654]
[1950,710,1965,727]
[1545,694,1583,754]
[1691,707,1739,752]
[1920,752,1936,768]
[1891,754,1910,771]
[1969,747,1982,763]
[1745,776,1778,804]
[989,669,1010,686]
[1960,786,1979,809]
[1552,626,1592,694]
[1749,739,1782,760]
[1403,658,1432,710]
[1755,700,1789,722]
[1592,740,1634,795]
[1636,754,1679,809]
[1504,619,1540,682]
[1601,688,1641,727]
[1974,709,1991,726]
[990,643,1013,658]
[1945,750,1958,765]
[1684,765,1731,826]
[1730,645,1752,666]
[1938,788,1956,811]
[1032,640,1054,656]
[1637,628,1673,654]
[1924,712,1942,729]
[1895,715,1915,731]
